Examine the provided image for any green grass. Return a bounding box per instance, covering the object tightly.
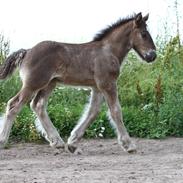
[1,35,183,141]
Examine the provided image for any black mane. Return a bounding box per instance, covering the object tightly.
[93,14,136,41]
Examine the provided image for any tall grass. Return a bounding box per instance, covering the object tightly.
[0,35,183,142]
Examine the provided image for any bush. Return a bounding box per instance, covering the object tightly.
[0,35,183,142]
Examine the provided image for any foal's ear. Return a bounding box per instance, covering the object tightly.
[143,13,149,22]
[135,12,142,26]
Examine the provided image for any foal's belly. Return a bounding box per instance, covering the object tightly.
[60,75,96,87]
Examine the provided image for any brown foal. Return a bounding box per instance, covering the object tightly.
[0,13,156,153]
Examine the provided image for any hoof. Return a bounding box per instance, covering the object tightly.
[49,138,65,149]
[66,145,83,155]
[126,143,137,153]
[120,137,137,153]
[67,144,77,153]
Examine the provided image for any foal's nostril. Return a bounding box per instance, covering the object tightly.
[150,51,157,60]
[145,50,157,62]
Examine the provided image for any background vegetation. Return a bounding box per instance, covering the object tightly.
[0,33,183,142]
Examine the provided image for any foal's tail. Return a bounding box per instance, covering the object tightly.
[0,49,27,80]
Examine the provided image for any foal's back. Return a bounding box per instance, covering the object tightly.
[20,41,105,88]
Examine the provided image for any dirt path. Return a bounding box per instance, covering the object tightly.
[0,138,183,183]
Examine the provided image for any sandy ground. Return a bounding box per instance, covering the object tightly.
[0,138,183,183]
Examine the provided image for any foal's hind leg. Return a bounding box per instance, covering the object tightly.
[30,80,65,149]
[0,87,33,148]
[67,88,103,153]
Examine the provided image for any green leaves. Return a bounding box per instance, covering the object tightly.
[1,34,183,141]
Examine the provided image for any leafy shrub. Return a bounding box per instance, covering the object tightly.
[0,35,183,142]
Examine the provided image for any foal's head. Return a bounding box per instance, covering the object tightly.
[131,13,156,63]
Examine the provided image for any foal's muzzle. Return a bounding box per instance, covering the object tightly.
[144,50,157,62]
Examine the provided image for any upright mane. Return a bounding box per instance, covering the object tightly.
[93,14,136,42]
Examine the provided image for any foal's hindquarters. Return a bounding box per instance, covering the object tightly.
[0,47,66,149]
[0,82,65,149]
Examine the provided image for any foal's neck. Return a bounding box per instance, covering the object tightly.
[102,22,133,64]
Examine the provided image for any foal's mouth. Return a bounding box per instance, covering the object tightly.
[134,47,157,63]
[137,50,157,63]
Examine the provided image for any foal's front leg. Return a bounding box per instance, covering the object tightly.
[67,88,103,153]
[100,83,136,153]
